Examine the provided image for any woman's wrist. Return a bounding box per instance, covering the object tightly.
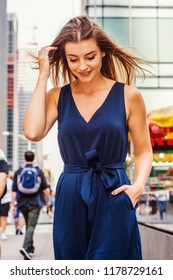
[133,182,145,194]
[38,73,49,80]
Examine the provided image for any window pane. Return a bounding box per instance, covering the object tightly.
[131,8,157,17]
[132,19,157,61]
[103,18,129,46]
[131,0,157,5]
[104,0,129,4]
[136,77,159,88]
[104,7,129,17]
[159,64,173,76]
[87,7,103,17]
[160,78,173,87]
[158,8,173,17]
[158,0,173,6]
[87,0,102,4]
[159,19,173,62]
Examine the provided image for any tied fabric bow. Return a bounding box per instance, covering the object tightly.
[63,149,125,223]
[80,149,125,206]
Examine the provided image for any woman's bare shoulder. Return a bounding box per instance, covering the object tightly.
[47,87,61,106]
[124,84,141,100]
[124,84,145,119]
[124,84,145,107]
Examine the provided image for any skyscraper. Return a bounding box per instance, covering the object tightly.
[6,13,18,170]
[0,0,7,152]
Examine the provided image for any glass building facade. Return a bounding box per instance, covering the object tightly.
[85,0,173,90]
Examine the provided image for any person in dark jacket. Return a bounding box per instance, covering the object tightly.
[11,150,50,260]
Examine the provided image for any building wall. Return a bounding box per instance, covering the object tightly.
[0,0,7,152]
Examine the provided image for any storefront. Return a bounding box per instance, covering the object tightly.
[148,106,173,191]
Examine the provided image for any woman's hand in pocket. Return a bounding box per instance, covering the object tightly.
[111,184,143,208]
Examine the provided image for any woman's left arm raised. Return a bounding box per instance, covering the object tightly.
[112,85,153,207]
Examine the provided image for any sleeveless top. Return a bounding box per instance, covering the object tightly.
[58,82,128,164]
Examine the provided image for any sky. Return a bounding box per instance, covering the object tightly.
[7,0,77,47]
[7,0,81,181]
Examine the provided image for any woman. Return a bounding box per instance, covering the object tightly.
[24,15,153,260]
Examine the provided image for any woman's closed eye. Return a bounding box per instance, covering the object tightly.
[69,56,95,63]
[87,56,95,60]
[69,59,78,62]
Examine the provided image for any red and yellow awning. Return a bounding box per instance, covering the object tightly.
[148,105,173,127]
[148,105,173,152]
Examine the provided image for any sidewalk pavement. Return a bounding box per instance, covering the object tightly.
[136,203,173,233]
[0,210,54,260]
[1,208,173,260]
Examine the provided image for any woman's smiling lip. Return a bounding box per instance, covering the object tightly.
[78,71,91,76]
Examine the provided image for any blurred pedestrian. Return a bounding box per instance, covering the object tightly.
[0,174,13,240]
[149,193,157,215]
[47,187,55,218]
[0,149,8,199]
[13,204,25,235]
[138,193,147,215]
[11,150,50,260]
[0,149,8,257]
[157,190,169,220]
[23,15,152,260]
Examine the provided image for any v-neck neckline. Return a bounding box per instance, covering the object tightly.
[69,82,117,124]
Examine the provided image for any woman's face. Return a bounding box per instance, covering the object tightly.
[65,38,105,82]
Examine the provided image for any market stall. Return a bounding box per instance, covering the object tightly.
[148,105,173,191]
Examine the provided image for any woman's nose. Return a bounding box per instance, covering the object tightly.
[78,60,88,71]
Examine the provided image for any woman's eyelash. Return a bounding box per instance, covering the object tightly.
[69,56,95,62]
[70,59,77,62]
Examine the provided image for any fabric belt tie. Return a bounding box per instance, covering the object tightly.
[63,149,125,207]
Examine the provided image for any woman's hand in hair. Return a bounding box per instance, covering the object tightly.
[38,46,57,79]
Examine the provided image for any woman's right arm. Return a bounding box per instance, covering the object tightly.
[23,46,59,141]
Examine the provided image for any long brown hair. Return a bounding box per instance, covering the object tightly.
[35,15,150,86]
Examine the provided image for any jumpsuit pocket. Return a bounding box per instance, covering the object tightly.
[122,191,135,210]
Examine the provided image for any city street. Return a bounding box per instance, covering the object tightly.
[1,210,54,260]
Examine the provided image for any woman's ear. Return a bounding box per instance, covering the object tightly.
[102,52,106,58]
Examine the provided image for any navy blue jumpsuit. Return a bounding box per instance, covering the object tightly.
[53,81,142,260]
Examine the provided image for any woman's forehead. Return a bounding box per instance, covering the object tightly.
[65,38,99,55]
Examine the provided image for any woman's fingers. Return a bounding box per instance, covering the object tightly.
[111,185,130,195]
[37,46,57,77]
[111,184,141,207]
[38,46,57,56]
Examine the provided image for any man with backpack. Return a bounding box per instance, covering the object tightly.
[11,150,50,260]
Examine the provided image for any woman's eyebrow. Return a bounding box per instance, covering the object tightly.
[66,51,97,57]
